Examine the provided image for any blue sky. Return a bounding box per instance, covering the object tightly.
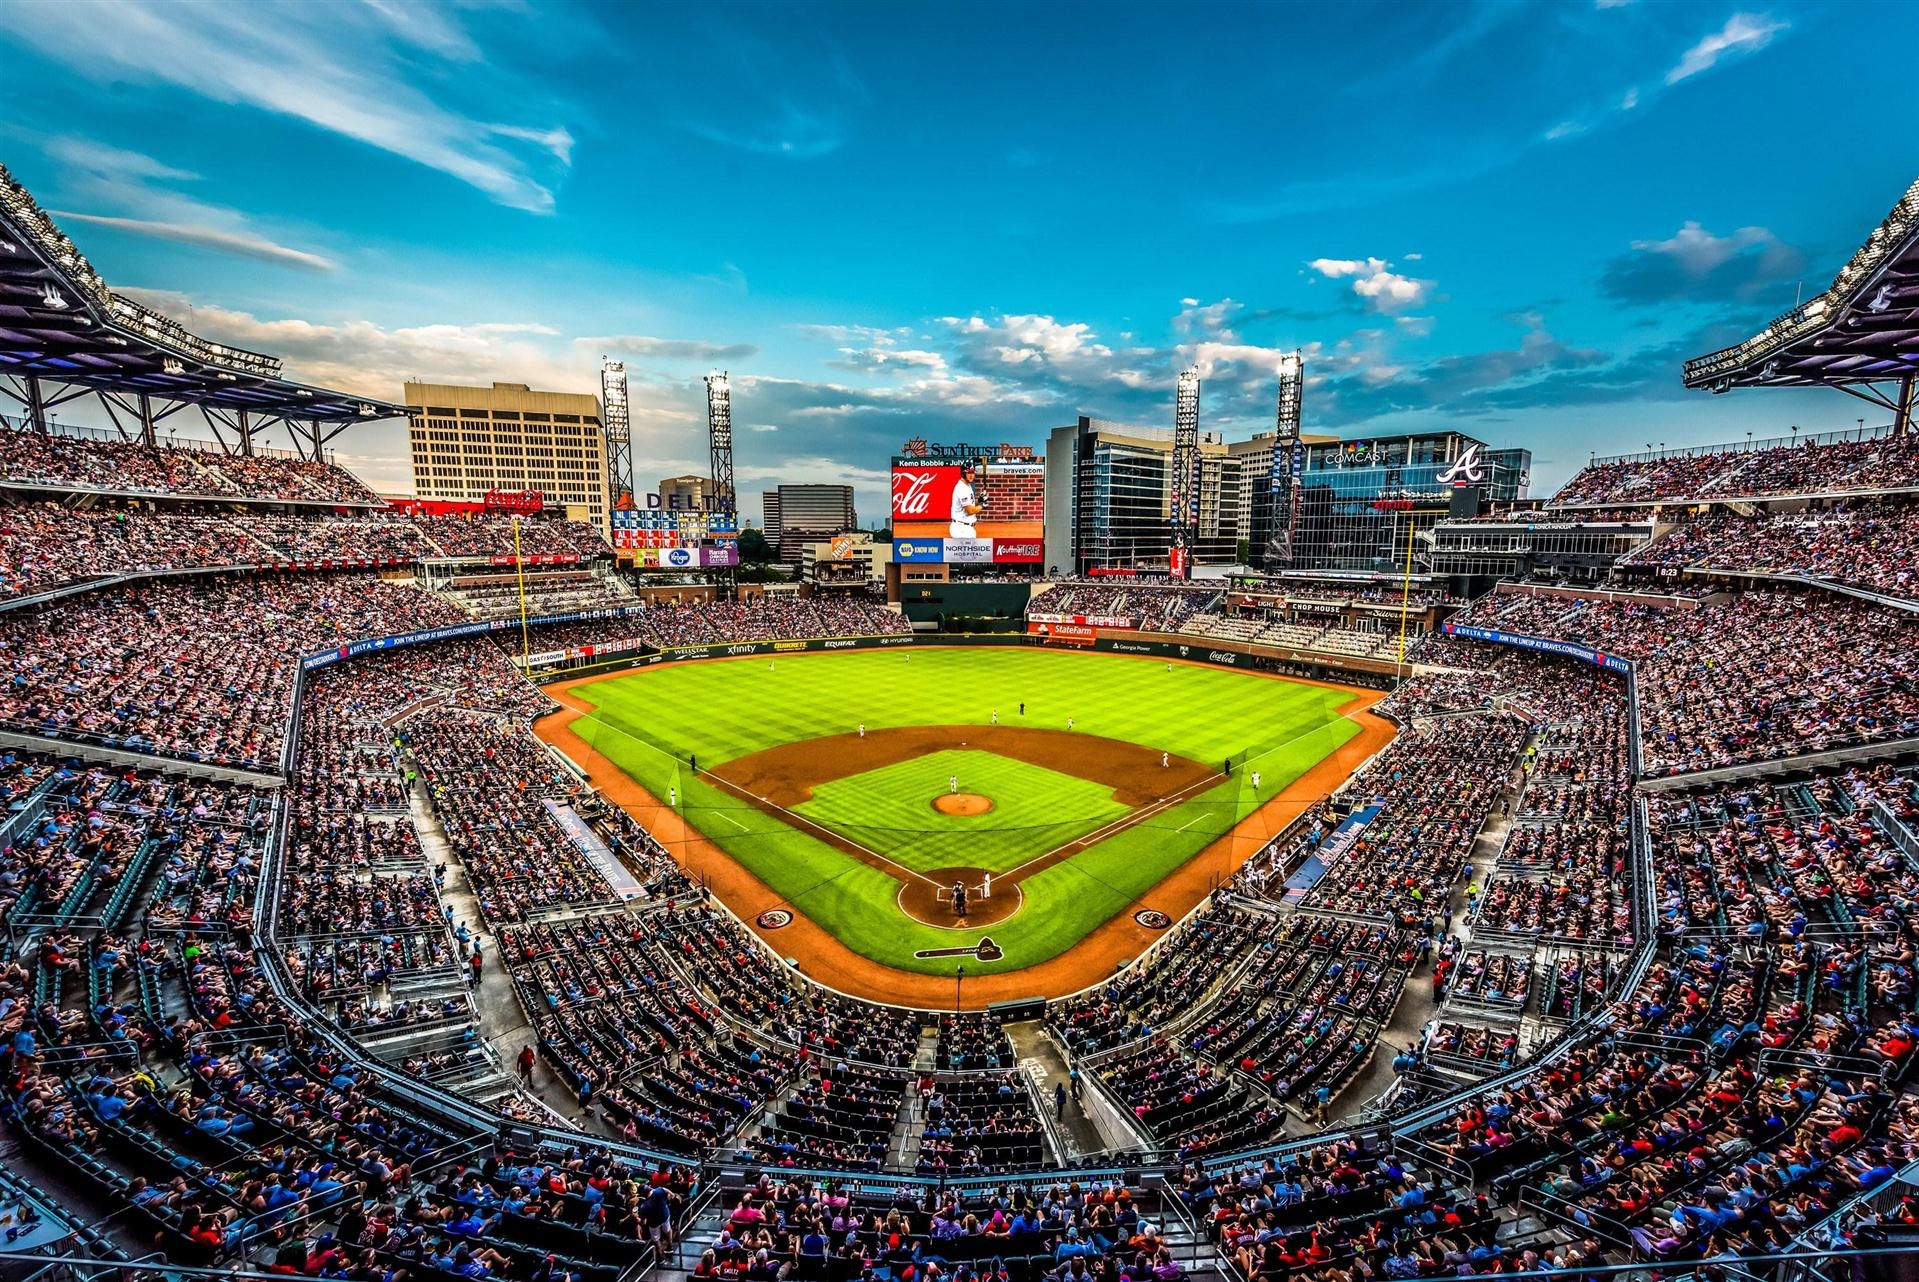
[2,0,1913,520]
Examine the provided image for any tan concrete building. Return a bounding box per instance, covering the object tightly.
[656,474,710,512]
[405,381,610,530]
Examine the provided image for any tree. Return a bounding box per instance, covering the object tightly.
[737,527,773,564]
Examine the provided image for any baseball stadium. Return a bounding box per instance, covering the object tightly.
[1,10,1918,1282]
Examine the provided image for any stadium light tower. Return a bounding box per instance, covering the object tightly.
[1169,367,1201,580]
[600,359,635,511]
[1263,350,1305,573]
[705,371,738,596]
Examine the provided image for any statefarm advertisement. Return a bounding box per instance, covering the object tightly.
[890,442,1045,565]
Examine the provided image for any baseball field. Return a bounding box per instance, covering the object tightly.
[538,647,1390,999]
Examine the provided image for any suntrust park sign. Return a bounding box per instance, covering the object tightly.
[899,438,1037,462]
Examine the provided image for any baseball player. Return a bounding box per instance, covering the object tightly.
[668,786,677,807]
[991,709,998,725]
[949,775,959,794]
[1162,752,1169,768]
[1067,717,1074,731]
[858,723,865,738]
[948,461,984,539]
[1251,770,1262,792]
[981,871,992,898]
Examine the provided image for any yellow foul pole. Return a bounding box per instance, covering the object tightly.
[513,515,531,666]
[1395,509,1416,677]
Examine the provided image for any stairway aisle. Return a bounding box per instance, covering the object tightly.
[1004,1021,1146,1157]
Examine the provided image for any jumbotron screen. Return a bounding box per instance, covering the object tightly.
[890,448,1044,564]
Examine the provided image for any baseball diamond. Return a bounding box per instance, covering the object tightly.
[536,646,1394,999]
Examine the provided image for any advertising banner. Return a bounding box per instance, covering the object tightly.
[1027,611,1134,629]
[991,537,1044,563]
[1442,623,1632,673]
[1028,620,1096,643]
[891,464,965,523]
[488,553,584,567]
[892,538,947,563]
[944,538,993,564]
[301,604,648,671]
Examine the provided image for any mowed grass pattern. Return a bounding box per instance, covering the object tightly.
[795,749,1131,874]
[568,648,1362,976]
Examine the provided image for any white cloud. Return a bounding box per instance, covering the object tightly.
[1666,13,1786,85]
[116,289,585,402]
[942,314,1113,364]
[1620,86,1640,110]
[52,211,337,272]
[38,136,339,272]
[576,335,759,362]
[7,0,574,212]
[1632,221,1782,277]
[1309,256,1435,313]
[1545,120,1584,142]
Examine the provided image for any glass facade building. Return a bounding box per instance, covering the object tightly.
[1285,432,1531,573]
[1044,418,1241,574]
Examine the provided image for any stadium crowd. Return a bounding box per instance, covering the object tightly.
[1621,500,1919,602]
[0,500,612,601]
[0,422,382,503]
[1459,587,1919,775]
[1026,583,1218,632]
[0,572,464,769]
[1551,431,1919,506]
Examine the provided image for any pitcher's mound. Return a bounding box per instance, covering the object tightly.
[932,793,994,817]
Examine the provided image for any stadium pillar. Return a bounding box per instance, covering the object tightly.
[1897,375,1916,437]
[238,408,255,457]
[137,393,156,448]
[24,373,45,433]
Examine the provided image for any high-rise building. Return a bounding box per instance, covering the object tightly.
[657,474,710,511]
[1290,431,1531,572]
[762,484,858,564]
[1043,417,1243,575]
[405,381,610,530]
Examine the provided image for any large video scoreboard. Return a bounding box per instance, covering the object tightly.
[889,439,1044,564]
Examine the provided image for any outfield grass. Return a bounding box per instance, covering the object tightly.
[795,748,1131,874]
[567,648,1362,977]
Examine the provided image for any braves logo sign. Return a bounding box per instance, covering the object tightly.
[1437,444,1486,487]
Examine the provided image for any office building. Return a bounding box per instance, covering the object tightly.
[801,531,883,588]
[1289,432,1531,572]
[1043,417,1244,575]
[762,483,858,564]
[405,381,610,530]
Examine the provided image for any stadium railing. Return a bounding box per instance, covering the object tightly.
[1589,421,1895,467]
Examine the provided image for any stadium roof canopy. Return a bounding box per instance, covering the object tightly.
[0,162,402,455]
[1685,175,1919,424]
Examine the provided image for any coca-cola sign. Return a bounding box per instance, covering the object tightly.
[891,464,964,521]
